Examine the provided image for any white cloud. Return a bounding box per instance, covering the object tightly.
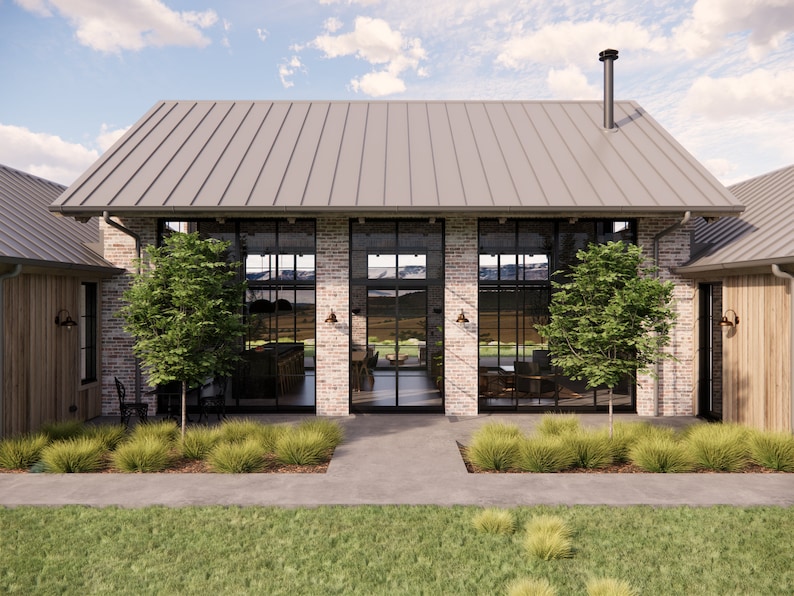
[279,56,305,89]
[546,65,599,99]
[684,68,794,118]
[319,0,380,5]
[324,17,343,34]
[674,0,794,59]
[497,20,668,69]
[0,123,99,184]
[14,0,218,53]
[309,16,426,96]
[256,28,268,43]
[96,124,130,152]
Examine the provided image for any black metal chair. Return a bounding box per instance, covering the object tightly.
[115,377,149,427]
[198,377,227,423]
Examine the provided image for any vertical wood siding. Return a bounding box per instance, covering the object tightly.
[2,272,102,437]
[723,274,792,432]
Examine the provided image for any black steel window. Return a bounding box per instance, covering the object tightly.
[80,282,98,383]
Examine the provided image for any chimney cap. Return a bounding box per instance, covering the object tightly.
[599,48,619,61]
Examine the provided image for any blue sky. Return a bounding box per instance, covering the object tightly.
[1,0,793,186]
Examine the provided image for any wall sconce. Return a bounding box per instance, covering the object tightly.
[324,311,338,324]
[351,308,361,315]
[433,307,443,314]
[55,309,78,330]
[455,310,469,324]
[719,309,739,328]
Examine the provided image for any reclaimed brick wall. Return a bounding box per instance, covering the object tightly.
[315,217,350,416]
[443,217,479,416]
[636,217,696,416]
[100,217,158,416]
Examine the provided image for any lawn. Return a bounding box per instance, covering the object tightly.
[2,505,792,595]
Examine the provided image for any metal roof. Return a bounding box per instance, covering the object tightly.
[679,164,794,274]
[50,100,742,219]
[0,164,119,273]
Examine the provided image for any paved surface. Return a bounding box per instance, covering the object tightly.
[1,414,792,508]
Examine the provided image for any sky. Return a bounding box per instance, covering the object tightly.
[1,0,793,188]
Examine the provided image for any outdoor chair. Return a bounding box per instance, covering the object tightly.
[198,377,227,423]
[115,376,149,427]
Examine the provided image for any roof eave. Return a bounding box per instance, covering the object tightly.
[676,257,794,277]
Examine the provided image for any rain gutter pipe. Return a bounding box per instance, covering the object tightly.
[103,211,143,401]
[771,264,794,432]
[0,264,23,439]
[652,211,691,416]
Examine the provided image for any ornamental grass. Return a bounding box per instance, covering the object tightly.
[297,418,344,447]
[40,420,85,442]
[0,434,48,470]
[506,577,558,596]
[217,418,270,444]
[471,508,515,535]
[684,423,749,472]
[129,419,180,446]
[586,577,639,596]
[567,431,613,470]
[111,436,172,473]
[275,427,335,466]
[535,414,581,437]
[466,434,520,471]
[82,424,127,451]
[39,436,105,473]
[749,431,794,472]
[514,435,575,473]
[207,439,266,473]
[523,515,573,561]
[179,425,222,460]
[629,435,695,473]
[472,421,523,442]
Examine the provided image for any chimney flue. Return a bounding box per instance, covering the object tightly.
[599,48,619,130]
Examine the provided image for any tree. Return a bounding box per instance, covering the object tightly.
[120,232,246,439]
[536,241,676,437]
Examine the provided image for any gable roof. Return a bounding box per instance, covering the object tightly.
[678,164,794,275]
[50,100,742,219]
[0,164,119,273]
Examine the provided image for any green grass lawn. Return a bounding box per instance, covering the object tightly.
[2,505,791,595]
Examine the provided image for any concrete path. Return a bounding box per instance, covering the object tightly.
[1,414,792,508]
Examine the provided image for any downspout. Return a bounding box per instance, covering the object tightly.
[771,264,794,432]
[103,212,143,401]
[652,211,691,416]
[0,264,23,439]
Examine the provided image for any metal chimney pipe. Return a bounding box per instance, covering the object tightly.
[599,48,619,129]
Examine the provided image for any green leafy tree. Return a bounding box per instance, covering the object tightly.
[536,241,676,437]
[120,232,246,439]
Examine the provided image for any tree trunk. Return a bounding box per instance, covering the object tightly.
[181,380,188,441]
[608,387,614,439]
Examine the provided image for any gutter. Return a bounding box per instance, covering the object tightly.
[0,264,23,439]
[652,211,691,417]
[771,264,794,433]
[103,212,143,402]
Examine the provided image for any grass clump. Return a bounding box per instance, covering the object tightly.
[179,425,222,460]
[749,431,794,472]
[506,577,558,596]
[586,577,639,596]
[514,435,575,473]
[472,508,515,535]
[207,439,265,473]
[40,420,85,441]
[129,420,179,446]
[111,436,172,472]
[536,414,581,437]
[629,435,695,473]
[0,434,48,470]
[275,428,334,466]
[217,418,267,444]
[256,423,289,453]
[40,437,105,473]
[466,434,519,471]
[297,418,344,447]
[568,431,613,470]
[523,515,573,561]
[83,424,127,450]
[473,421,523,441]
[684,423,749,471]
[609,421,671,463]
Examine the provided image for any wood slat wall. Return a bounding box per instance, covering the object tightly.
[722,274,792,432]
[2,272,103,437]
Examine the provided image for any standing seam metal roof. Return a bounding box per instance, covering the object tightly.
[0,164,117,271]
[49,100,743,217]
[680,164,794,273]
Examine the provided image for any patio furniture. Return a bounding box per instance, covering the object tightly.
[198,377,227,423]
[115,377,149,427]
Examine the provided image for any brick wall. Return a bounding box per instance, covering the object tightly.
[443,217,479,416]
[636,217,696,416]
[315,218,350,416]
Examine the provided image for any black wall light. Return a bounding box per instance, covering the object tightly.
[55,309,78,329]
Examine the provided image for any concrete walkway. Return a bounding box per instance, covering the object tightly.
[1,414,792,508]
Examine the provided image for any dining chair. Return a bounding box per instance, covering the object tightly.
[115,377,149,427]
